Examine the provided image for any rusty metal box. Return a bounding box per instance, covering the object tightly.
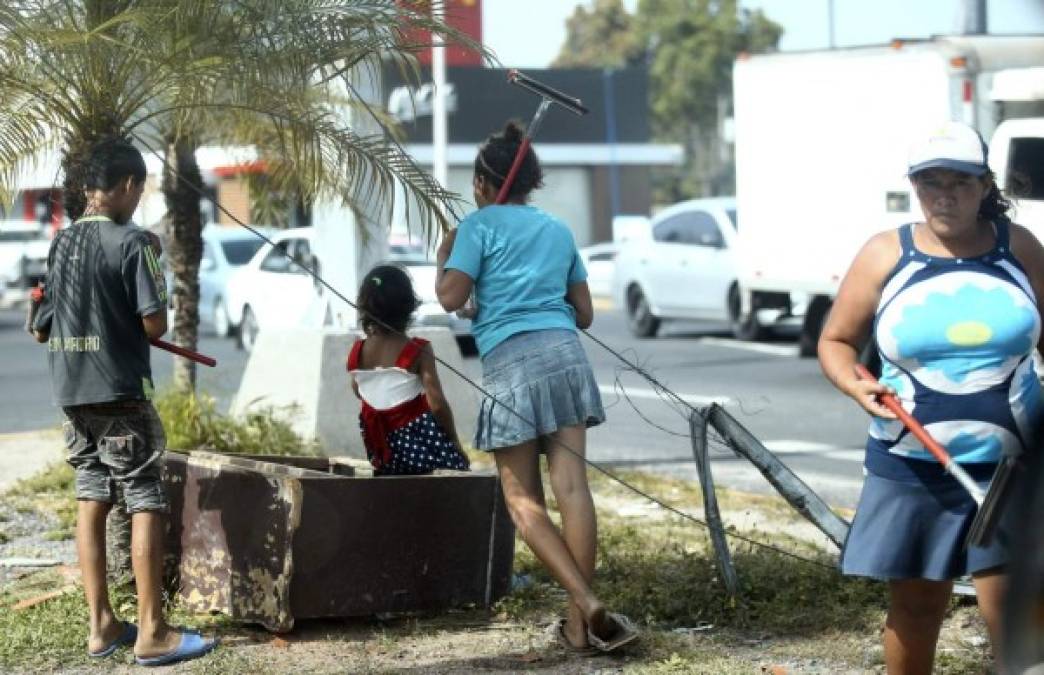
[163,452,514,632]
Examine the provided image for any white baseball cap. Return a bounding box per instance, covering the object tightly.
[907,121,988,177]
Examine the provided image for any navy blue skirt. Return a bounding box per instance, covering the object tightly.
[841,465,1014,581]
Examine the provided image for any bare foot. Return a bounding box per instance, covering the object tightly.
[87,617,126,654]
[134,624,183,659]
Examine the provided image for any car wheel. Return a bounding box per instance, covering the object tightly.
[212,298,231,338]
[728,285,765,341]
[455,335,478,357]
[626,285,660,338]
[238,306,258,352]
[798,296,832,358]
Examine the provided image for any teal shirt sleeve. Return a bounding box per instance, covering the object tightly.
[444,214,483,280]
[567,249,587,285]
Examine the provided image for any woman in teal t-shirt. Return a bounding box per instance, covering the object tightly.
[437,121,637,653]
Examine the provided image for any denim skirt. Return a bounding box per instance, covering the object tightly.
[474,329,605,451]
[840,465,1014,581]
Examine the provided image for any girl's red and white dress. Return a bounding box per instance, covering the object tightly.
[347,337,470,476]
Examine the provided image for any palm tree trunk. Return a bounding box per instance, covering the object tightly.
[161,138,204,392]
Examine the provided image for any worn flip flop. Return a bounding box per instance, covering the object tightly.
[547,618,598,656]
[587,612,639,653]
[135,631,219,667]
[88,621,138,658]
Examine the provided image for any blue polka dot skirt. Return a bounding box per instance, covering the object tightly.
[361,411,470,476]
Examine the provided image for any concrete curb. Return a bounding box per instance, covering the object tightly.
[0,428,63,492]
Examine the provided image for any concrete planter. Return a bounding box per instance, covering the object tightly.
[163,451,514,632]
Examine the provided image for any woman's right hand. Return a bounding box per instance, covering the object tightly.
[844,366,897,420]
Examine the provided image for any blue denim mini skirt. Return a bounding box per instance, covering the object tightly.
[474,329,605,451]
[840,466,1014,581]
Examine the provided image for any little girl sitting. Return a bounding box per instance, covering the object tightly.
[347,265,470,476]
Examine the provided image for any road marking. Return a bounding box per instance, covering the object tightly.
[592,296,614,311]
[763,440,864,462]
[598,384,730,406]
[695,336,800,357]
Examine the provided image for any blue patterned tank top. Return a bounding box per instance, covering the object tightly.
[866,219,1042,480]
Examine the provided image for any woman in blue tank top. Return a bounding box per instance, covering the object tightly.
[819,122,1044,674]
[436,121,637,653]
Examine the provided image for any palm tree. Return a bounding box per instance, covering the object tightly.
[0,0,481,389]
[0,0,483,579]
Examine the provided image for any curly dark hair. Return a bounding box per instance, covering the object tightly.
[473,120,544,201]
[356,265,419,334]
[980,169,1014,223]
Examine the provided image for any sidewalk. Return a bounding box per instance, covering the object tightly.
[0,428,63,493]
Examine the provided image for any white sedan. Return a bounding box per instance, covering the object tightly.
[225,227,321,351]
[578,242,618,298]
[613,197,767,339]
[386,241,476,354]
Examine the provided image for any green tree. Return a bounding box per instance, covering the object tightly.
[0,0,480,390]
[638,0,781,199]
[553,0,640,69]
[554,0,781,200]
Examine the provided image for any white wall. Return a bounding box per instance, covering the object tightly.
[397,165,594,249]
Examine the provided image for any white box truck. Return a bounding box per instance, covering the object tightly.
[732,36,1044,355]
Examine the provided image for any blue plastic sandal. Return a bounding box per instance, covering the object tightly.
[135,631,218,667]
[88,622,137,658]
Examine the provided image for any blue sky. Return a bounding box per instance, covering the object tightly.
[482,0,1044,67]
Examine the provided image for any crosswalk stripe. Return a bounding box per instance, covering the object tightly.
[597,384,730,406]
[695,336,800,357]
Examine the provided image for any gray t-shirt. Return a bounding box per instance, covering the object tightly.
[33,216,168,406]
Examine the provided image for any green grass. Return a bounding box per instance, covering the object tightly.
[0,569,90,671]
[3,463,77,541]
[0,443,991,673]
[154,389,318,456]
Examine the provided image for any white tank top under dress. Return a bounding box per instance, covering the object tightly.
[347,337,469,476]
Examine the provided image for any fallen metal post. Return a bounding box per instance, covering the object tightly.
[705,404,850,549]
[689,409,739,596]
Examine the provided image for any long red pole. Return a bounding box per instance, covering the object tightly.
[151,338,217,368]
[854,364,984,503]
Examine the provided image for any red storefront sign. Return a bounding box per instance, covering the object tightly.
[402,0,483,67]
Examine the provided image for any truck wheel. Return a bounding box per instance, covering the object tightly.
[728,285,764,341]
[799,296,832,358]
[626,286,660,338]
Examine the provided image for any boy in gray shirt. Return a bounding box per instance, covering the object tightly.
[31,138,216,666]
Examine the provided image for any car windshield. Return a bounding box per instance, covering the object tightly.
[726,209,737,229]
[387,243,431,266]
[0,229,45,242]
[221,239,266,265]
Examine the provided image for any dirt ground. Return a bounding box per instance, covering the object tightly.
[0,465,993,674]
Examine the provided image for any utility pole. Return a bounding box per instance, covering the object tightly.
[432,2,448,213]
[961,0,988,34]
[826,0,835,49]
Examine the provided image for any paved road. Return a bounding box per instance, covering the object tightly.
[0,307,869,507]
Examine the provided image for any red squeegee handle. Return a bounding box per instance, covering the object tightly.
[151,338,217,368]
[854,364,984,504]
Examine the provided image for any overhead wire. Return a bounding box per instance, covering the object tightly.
[128,129,839,575]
